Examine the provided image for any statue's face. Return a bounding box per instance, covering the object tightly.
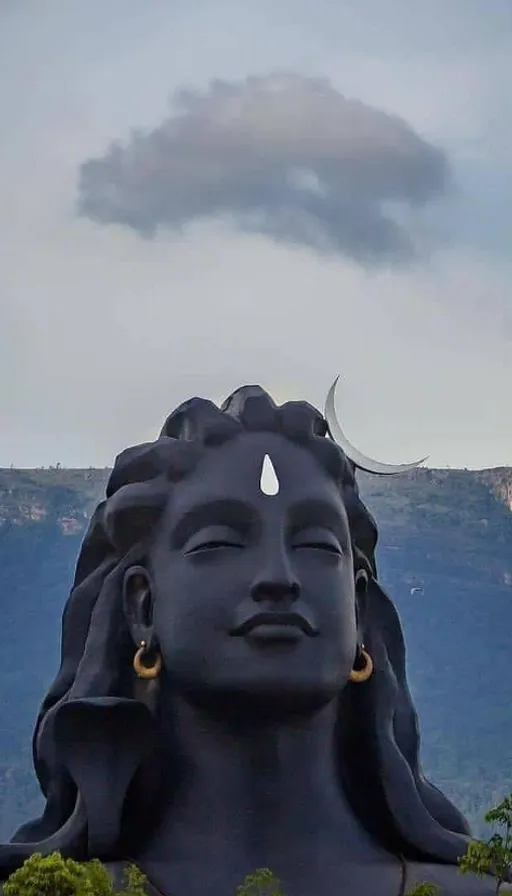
[144,432,358,714]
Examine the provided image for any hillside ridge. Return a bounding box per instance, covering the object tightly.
[1,466,511,532]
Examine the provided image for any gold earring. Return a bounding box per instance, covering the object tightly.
[133,640,162,680]
[349,647,373,683]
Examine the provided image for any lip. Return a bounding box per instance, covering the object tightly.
[230,611,318,638]
[243,623,305,644]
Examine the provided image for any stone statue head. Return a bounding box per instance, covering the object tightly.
[0,385,471,876]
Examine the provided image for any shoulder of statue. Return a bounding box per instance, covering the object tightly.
[406,861,512,894]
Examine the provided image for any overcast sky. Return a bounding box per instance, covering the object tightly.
[1,0,511,469]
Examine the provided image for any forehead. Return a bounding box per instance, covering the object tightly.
[167,432,346,520]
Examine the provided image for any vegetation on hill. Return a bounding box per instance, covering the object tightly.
[0,465,511,841]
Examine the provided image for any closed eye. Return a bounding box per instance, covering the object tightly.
[290,526,343,556]
[293,542,341,554]
[186,540,244,554]
[183,525,246,555]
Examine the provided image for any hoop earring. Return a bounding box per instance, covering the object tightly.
[349,647,373,683]
[133,640,162,680]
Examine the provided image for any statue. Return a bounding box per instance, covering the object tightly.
[0,383,508,895]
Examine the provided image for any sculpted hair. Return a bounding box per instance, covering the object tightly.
[0,386,470,876]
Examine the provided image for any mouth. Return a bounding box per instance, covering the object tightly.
[230,611,318,640]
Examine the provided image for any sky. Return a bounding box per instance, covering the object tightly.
[1,0,511,469]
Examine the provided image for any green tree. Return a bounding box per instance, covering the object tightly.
[121,864,149,896]
[236,868,284,896]
[404,883,439,896]
[459,795,512,894]
[3,851,148,896]
[234,867,441,896]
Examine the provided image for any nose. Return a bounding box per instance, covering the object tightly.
[250,546,300,606]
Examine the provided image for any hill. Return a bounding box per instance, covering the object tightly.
[0,465,511,840]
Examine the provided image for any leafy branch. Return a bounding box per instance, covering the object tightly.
[458,795,512,894]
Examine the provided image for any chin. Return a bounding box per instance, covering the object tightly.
[182,673,341,720]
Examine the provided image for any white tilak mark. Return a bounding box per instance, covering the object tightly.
[260,454,279,496]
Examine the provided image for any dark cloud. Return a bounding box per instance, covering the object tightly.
[77,73,450,265]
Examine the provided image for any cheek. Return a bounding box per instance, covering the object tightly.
[326,605,357,650]
[150,566,236,642]
[300,559,356,608]
[153,551,251,609]
[314,572,358,649]
[323,595,358,676]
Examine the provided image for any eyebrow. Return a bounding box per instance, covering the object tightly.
[171,498,258,548]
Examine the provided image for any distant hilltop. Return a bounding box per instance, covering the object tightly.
[0,465,511,535]
[478,467,512,512]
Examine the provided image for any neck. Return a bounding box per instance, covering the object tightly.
[137,690,384,872]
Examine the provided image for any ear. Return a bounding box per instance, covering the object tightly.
[354,567,369,641]
[122,565,155,648]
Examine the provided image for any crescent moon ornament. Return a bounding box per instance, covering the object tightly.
[324,376,428,476]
